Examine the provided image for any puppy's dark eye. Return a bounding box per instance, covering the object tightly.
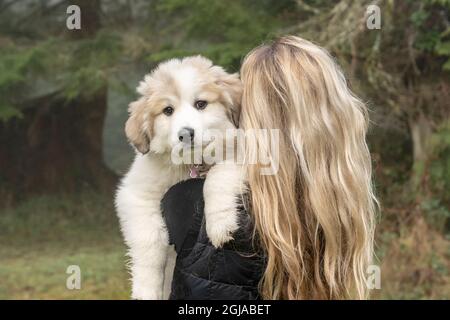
[163,106,174,116]
[195,100,208,110]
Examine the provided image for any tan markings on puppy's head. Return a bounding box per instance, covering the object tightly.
[125,97,151,154]
[181,55,213,69]
[179,56,243,126]
[207,67,242,127]
[218,73,242,127]
[126,61,181,154]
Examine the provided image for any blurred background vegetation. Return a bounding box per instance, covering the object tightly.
[0,0,449,299]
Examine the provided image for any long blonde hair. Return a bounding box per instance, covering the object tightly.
[240,36,377,299]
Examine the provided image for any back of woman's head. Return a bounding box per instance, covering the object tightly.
[240,35,377,299]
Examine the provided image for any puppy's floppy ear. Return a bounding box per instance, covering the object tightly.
[125,97,151,154]
[216,72,242,127]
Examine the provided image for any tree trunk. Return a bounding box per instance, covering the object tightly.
[0,0,117,202]
[0,91,116,200]
[409,113,433,190]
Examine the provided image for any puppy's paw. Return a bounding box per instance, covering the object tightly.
[206,209,239,248]
[131,284,163,300]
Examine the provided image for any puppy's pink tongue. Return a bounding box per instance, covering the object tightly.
[189,166,199,178]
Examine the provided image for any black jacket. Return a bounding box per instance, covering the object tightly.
[161,178,265,300]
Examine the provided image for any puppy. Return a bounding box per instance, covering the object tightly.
[115,56,244,300]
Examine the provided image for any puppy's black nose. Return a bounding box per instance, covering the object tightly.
[178,127,195,143]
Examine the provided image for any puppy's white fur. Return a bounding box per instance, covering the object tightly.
[115,56,242,300]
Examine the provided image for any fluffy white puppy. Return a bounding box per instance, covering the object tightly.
[115,56,244,300]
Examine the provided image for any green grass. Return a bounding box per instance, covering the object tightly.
[0,192,130,299]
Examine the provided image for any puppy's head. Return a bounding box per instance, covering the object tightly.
[125,56,241,155]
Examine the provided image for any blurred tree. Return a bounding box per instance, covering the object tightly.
[293,0,449,198]
[0,0,120,197]
[147,0,301,70]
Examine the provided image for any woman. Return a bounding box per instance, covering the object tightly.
[162,35,377,300]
